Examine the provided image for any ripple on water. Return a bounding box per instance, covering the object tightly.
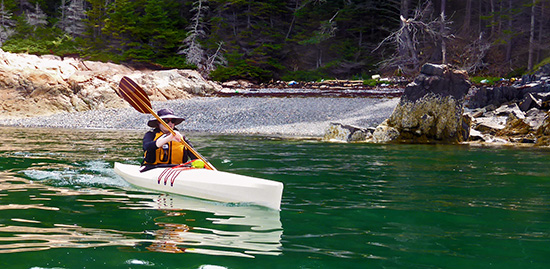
[21,160,130,189]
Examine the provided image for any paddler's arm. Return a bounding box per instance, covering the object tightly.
[144,130,186,150]
[143,131,159,164]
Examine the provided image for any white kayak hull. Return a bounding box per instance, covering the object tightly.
[114,162,283,210]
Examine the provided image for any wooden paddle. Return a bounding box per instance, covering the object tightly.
[114,76,216,170]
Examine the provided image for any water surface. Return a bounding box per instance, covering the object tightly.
[0,127,549,268]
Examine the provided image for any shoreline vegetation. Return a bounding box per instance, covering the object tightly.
[2,1,548,83]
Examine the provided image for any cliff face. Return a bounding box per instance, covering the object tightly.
[0,50,221,118]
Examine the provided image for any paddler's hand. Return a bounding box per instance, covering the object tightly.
[172,131,184,142]
[155,131,185,147]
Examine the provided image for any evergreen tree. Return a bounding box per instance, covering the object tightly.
[137,0,181,59]
[102,0,140,49]
[85,0,110,40]
[0,0,548,79]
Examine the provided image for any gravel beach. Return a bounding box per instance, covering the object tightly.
[0,97,399,138]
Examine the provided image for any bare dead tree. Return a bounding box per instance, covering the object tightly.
[457,32,491,74]
[179,0,226,77]
[528,0,536,71]
[0,0,14,45]
[205,41,227,73]
[26,2,47,30]
[374,1,445,75]
[58,0,87,37]
[179,0,208,71]
[314,11,338,68]
[440,0,446,64]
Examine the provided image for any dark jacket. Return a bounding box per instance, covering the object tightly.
[141,128,198,170]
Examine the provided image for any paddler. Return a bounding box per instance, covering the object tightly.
[141,108,204,172]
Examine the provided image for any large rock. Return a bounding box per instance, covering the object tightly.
[466,80,550,110]
[323,122,373,142]
[372,63,471,143]
[0,50,221,118]
[466,98,550,144]
[535,113,550,146]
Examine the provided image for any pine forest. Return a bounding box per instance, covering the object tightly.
[0,0,549,82]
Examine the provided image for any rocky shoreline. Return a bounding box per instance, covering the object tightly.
[0,50,220,119]
[2,51,550,146]
[324,64,550,147]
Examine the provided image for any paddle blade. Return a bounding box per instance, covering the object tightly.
[116,76,152,114]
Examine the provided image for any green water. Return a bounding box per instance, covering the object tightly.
[0,127,549,268]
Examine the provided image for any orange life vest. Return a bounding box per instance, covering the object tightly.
[143,131,188,165]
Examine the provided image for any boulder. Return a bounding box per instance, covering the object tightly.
[535,63,550,77]
[222,80,255,88]
[468,129,486,142]
[467,103,550,145]
[466,86,521,109]
[519,93,542,111]
[535,114,550,146]
[323,122,373,142]
[371,119,400,143]
[495,113,531,136]
[524,108,548,130]
[493,103,525,119]
[471,116,507,135]
[371,63,471,143]
[0,50,221,118]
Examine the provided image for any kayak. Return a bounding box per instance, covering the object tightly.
[113,162,284,210]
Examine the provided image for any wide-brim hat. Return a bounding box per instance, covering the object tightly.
[147,108,184,128]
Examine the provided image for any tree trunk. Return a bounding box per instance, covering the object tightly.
[401,0,410,18]
[489,0,495,38]
[440,0,446,64]
[285,0,300,41]
[498,0,503,34]
[528,0,536,71]
[398,0,419,72]
[462,0,471,35]
[61,0,66,29]
[505,0,513,63]
[537,1,544,63]
[247,2,251,29]
[478,0,482,34]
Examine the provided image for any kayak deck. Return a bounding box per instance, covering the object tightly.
[114,162,283,210]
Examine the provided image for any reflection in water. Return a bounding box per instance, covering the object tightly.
[0,170,282,258]
[0,173,139,254]
[142,194,283,258]
[3,127,550,267]
[0,223,141,254]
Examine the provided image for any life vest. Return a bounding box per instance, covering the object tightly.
[143,131,188,165]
